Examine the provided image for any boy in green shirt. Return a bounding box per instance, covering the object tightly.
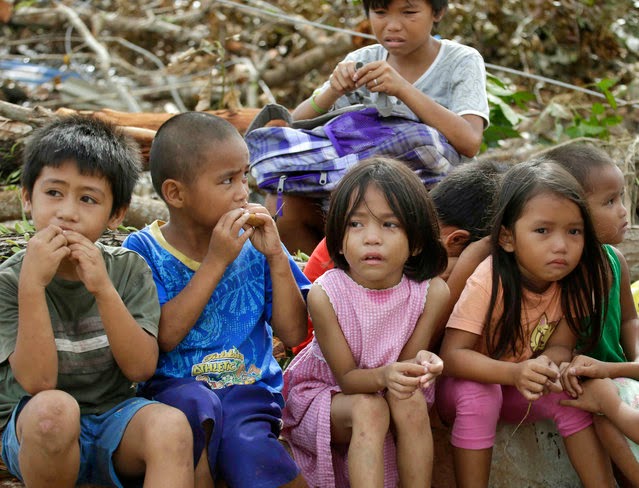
[0,116,193,487]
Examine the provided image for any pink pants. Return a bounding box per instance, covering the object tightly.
[436,376,593,450]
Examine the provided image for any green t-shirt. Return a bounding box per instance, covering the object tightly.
[581,244,626,362]
[0,243,160,428]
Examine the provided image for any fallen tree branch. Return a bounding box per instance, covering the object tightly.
[261,34,353,87]
[0,102,264,171]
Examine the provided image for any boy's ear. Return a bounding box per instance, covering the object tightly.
[434,6,447,22]
[20,187,32,214]
[442,229,470,258]
[107,206,127,231]
[498,226,515,252]
[161,179,185,208]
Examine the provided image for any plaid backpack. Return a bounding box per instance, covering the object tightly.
[245,103,461,199]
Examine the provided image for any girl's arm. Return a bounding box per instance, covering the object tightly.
[352,60,485,157]
[539,317,576,366]
[398,276,449,360]
[440,328,562,401]
[435,237,492,349]
[310,284,427,397]
[294,60,485,157]
[292,61,358,121]
[561,378,639,445]
[561,250,639,397]
[397,84,485,157]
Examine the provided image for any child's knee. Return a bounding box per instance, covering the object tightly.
[351,393,390,430]
[18,391,80,448]
[441,380,502,423]
[545,392,594,437]
[387,391,430,430]
[140,404,192,452]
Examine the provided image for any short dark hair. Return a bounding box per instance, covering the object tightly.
[363,0,448,17]
[22,115,141,216]
[325,157,447,282]
[149,112,242,201]
[544,143,616,194]
[430,160,506,242]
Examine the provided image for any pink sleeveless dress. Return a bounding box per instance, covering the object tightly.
[282,268,433,488]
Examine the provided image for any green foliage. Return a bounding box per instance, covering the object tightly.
[294,250,310,262]
[277,348,295,371]
[481,75,624,149]
[0,143,22,186]
[117,224,139,233]
[563,79,623,139]
[0,220,34,258]
[482,74,534,151]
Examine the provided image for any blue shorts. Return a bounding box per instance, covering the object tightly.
[140,378,299,488]
[1,396,156,487]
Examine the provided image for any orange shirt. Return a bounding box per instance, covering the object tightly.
[447,257,563,362]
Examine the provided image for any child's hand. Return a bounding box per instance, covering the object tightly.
[328,61,359,96]
[383,361,430,400]
[22,225,70,287]
[560,355,610,398]
[415,350,443,388]
[513,355,561,401]
[354,60,411,98]
[560,378,619,415]
[64,230,110,295]
[206,208,254,266]
[242,204,284,259]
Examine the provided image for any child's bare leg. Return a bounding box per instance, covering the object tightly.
[452,447,492,488]
[331,392,390,488]
[194,419,214,488]
[593,415,639,486]
[563,425,615,488]
[280,473,309,487]
[16,390,81,488]
[113,403,194,488]
[387,392,432,487]
[195,447,214,488]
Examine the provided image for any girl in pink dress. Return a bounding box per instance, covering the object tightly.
[282,157,449,487]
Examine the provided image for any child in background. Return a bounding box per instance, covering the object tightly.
[546,143,639,486]
[429,159,504,304]
[267,0,490,255]
[283,157,449,487]
[122,112,310,488]
[437,159,615,488]
[0,116,193,487]
[293,159,503,354]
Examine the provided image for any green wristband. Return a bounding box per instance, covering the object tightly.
[309,95,327,115]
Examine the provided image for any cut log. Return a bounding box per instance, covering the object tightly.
[0,101,273,172]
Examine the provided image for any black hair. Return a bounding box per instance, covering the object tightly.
[544,143,616,194]
[485,159,608,359]
[430,160,507,242]
[22,115,140,216]
[363,0,448,17]
[149,111,243,201]
[325,157,447,282]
